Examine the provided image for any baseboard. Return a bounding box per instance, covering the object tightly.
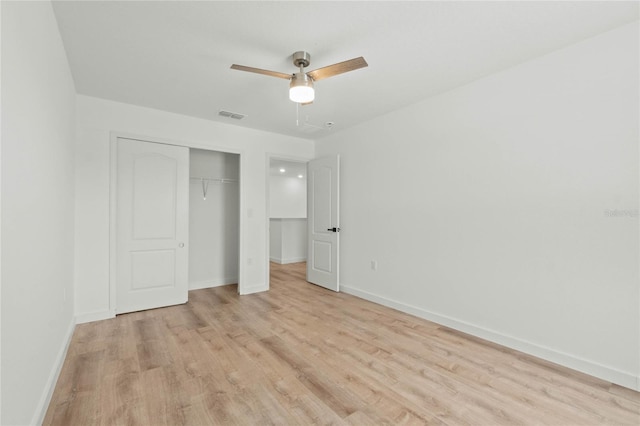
[341,283,639,391]
[189,277,238,290]
[240,283,268,295]
[269,256,306,265]
[75,309,116,324]
[31,317,76,425]
[281,256,306,264]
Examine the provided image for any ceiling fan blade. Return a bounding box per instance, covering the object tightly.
[230,64,291,80]
[307,57,368,81]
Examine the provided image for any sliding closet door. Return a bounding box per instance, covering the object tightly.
[115,138,189,314]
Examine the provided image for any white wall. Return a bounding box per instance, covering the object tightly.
[269,218,307,264]
[74,95,314,322]
[1,1,77,424]
[269,175,307,218]
[316,22,639,389]
[281,219,307,263]
[269,219,283,262]
[189,149,239,289]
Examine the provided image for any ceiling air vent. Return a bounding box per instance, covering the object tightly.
[218,110,246,120]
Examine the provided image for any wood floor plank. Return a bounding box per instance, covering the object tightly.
[44,261,640,425]
[98,357,148,426]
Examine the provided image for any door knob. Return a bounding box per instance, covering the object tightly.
[178,242,185,248]
[327,227,340,232]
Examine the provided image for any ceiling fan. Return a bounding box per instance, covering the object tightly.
[231,51,368,104]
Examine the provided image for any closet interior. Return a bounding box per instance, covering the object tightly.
[189,149,240,289]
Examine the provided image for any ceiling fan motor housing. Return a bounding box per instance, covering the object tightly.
[290,72,313,87]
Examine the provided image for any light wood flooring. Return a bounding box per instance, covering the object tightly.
[44,262,639,425]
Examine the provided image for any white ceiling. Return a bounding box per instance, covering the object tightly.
[52,1,638,140]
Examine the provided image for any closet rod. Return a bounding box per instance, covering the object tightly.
[190,177,238,183]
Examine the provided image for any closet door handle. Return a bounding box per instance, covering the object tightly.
[178,242,185,248]
[327,227,340,233]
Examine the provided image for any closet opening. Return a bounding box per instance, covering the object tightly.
[189,149,240,292]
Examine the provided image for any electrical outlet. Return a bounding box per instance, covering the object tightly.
[371,260,378,271]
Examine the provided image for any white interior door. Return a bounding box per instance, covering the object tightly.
[116,138,189,314]
[307,155,340,291]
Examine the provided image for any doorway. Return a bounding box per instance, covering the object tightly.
[267,157,309,285]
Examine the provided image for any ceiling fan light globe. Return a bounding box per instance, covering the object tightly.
[289,72,314,103]
[289,86,315,103]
